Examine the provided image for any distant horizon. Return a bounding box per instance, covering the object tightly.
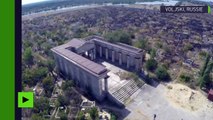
[22,0,50,5]
[21,0,213,6]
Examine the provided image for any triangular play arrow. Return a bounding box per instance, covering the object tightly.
[22,97,29,103]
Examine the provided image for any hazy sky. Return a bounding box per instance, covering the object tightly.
[22,0,49,5]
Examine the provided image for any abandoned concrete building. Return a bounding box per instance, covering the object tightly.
[51,36,144,106]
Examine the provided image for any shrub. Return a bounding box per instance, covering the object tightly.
[145,59,158,71]
[179,74,191,83]
[89,107,99,120]
[155,66,170,81]
[105,30,132,45]
[77,111,85,120]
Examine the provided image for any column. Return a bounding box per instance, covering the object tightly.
[102,78,105,91]
[112,50,115,62]
[99,78,103,96]
[88,50,94,60]
[69,62,74,80]
[59,57,65,74]
[93,48,96,60]
[76,68,80,86]
[105,48,108,60]
[55,56,60,70]
[119,53,122,65]
[127,55,130,69]
[135,58,140,71]
[64,59,69,76]
[104,78,108,92]
[139,58,142,70]
[99,46,102,57]
[90,50,94,60]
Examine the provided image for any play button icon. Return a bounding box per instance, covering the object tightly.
[22,97,29,103]
[18,92,34,108]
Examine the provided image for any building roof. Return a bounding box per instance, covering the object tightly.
[52,36,143,77]
[65,38,86,49]
[91,37,143,54]
[52,39,107,76]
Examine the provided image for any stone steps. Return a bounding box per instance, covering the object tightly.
[111,79,144,104]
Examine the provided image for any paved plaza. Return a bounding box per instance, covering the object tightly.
[124,84,213,120]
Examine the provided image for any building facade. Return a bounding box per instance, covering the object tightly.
[51,36,144,102]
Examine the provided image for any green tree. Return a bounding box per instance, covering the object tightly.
[41,42,52,56]
[105,30,132,45]
[183,43,193,52]
[77,111,85,120]
[23,47,33,65]
[22,67,48,86]
[31,114,47,120]
[42,76,54,97]
[110,113,117,120]
[60,112,68,120]
[199,54,213,88]
[200,54,210,76]
[163,45,171,54]
[150,48,156,58]
[46,59,55,73]
[89,107,99,120]
[199,51,207,58]
[57,95,69,106]
[22,68,34,86]
[33,97,50,114]
[34,67,48,82]
[155,66,170,81]
[145,59,158,71]
[134,39,146,48]
[23,40,32,49]
[200,62,213,88]
[62,80,74,91]
[179,74,191,83]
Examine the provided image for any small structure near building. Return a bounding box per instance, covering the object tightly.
[208,89,213,102]
[80,99,95,110]
[183,59,194,67]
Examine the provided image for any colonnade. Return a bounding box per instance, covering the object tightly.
[98,46,142,71]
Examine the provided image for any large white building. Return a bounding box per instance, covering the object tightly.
[51,36,144,106]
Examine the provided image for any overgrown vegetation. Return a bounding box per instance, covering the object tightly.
[23,47,34,66]
[22,4,213,119]
[105,30,132,45]
[76,111,85,120]
[155,66,170,81]
[183,43,193,52]
[145,59,158,71]
[110,113,117,120]
[59,112,68,120]
[133,38,150,51]
[179,73,191,83]
[89,107,99,120]
[33,97,51,116]
[199,54,213,89]
[22,67,49,87]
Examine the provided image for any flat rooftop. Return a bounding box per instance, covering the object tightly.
[90,36,143,55]
[51,36,143,76]
[51,40,107,76]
